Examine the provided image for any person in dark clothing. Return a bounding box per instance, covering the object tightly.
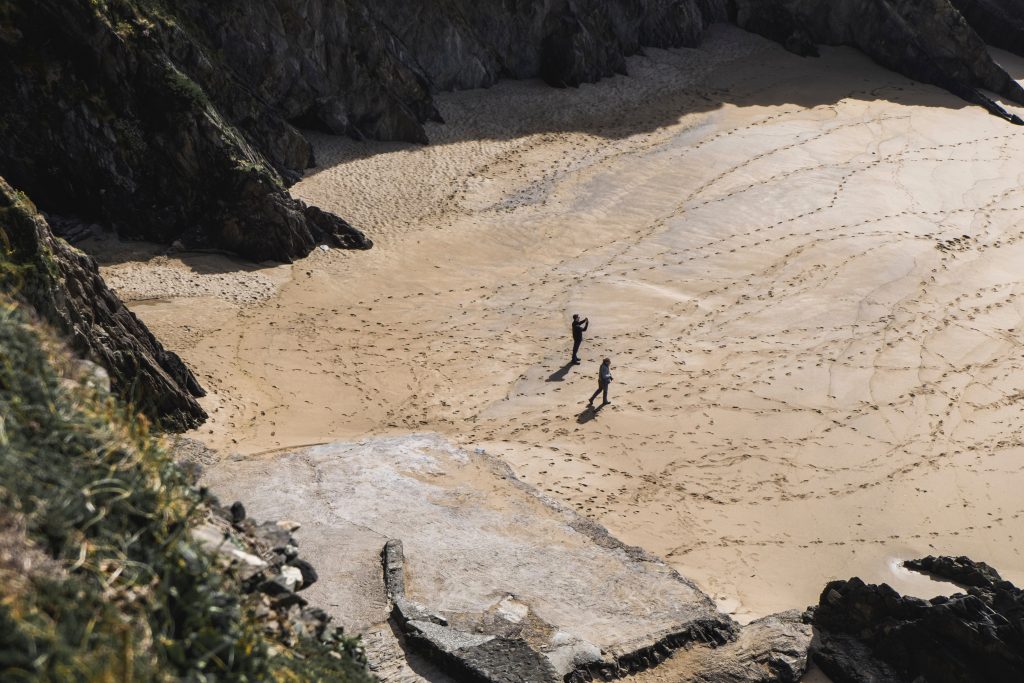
[571,314,589,364]
[589,358,612,406]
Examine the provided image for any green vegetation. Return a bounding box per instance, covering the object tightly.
[0,301,374,681]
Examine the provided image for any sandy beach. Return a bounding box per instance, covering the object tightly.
[102,24,1024,626]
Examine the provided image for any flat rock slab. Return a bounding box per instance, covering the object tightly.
[203,433,730,676]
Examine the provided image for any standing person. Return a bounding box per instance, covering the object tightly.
[589,358,613,407]
[571,314,589,364]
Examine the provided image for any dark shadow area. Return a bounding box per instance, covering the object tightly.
[76,230,286,274]
[384,618,460,683]
[547,362,576,382]
[576,404,604,424]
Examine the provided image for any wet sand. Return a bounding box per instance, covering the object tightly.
[111,26,1024,623]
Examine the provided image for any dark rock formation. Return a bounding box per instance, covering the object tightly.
[366,0,724,90]
[904,554,1006,588]
[810,556,1024,683]
[0,177,206,429]
[0,0,371,263]
[947,0,1024,55]
[732,0,1024,124]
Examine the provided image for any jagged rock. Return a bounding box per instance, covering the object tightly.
[0,178,207,429]
[904,554,1005,588]
[383,536,737,683]
[732,0,1024,123]
[688,611,811,683]
[287,558,319,590]
[810,557,1024,683]
[273,565,305,592]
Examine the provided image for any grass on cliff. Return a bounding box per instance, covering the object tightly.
[0,301,374,682]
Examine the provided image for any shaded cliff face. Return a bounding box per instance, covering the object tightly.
[364,0,725,89]
[948,0,1024,55]
[731,0,1024,123]
[0,177,206,429]
[0,0,371,263]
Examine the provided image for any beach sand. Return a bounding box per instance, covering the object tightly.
[108,25,1024,624]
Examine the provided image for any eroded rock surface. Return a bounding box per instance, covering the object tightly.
[811,556,1024,683]
[0,178,206,429]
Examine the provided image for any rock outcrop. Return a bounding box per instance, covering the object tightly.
[0,178,206,429]
[810,556,1024,683]
[731,0,1024,123]
[0,0,371,263]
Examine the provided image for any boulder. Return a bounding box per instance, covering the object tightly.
[810,556,1024,683]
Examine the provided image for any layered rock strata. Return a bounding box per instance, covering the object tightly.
[0,177,206,429]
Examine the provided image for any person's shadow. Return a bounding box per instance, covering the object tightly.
[576,404,604,424]
[547,362,575,382]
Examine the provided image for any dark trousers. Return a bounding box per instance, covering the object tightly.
[572,336,582,361]
[590,380,608,404]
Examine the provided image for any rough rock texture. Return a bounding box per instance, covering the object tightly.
[365,0,725,90]
[732,0,1024,123]
[383,537,733,683]
[674,611,812,683]
[171,0,440,147]
[0,0,371,263]
[0,177,206,429]
[810,556,1024,683]
[948,0,1024,55]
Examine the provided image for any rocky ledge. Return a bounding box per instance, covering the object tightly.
[810,555,1024,683]
[201,434,813,683]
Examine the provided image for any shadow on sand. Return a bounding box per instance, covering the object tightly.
[576,404,606,424]
[547,362,576,382]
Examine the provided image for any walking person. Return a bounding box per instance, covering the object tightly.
[571,313,589,364]
[589,358,613,407]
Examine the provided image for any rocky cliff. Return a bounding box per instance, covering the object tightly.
[0,177,206,429]
[0,0,372,263]
[3,0,1023,264]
